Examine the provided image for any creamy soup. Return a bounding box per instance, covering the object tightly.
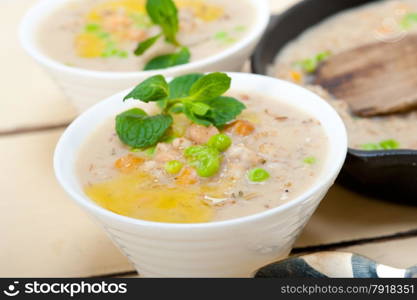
[77,91,328,223]
[38,0,253,71]
[270,0,417,150]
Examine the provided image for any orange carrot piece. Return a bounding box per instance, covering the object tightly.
[290,70,302,83]
[114,154,144,173]
[230,120,255,136]
[175,167,198,186]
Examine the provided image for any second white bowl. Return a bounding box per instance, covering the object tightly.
[19,0,270,112]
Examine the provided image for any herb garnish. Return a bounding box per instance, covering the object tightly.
[144,47,190,70]
[115,108,173,149]
[361,139,400,151]
[214,31,236,44]
[295,51,332,73]
[123,75,169,102]
[81,23,128,58]
[134,0,190,70]
[117,72,246,149]
[134,34,162,56]
[400,13,417,29]
[303,156,317,165]
[146,0,180,46]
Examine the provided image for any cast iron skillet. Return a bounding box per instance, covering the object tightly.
[252,0,417,203]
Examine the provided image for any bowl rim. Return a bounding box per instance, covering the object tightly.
[19,0,270,79]
[54,72,348,230]
[250,1,417,156]
[348,148,417,158]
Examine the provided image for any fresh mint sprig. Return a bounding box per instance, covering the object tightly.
[124,72,245,126]
[116,72,246,149]
[133,0,190,70]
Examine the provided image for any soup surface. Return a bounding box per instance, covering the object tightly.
[271,0,417,150]
[77,92,328,223]
[38,0,253,71]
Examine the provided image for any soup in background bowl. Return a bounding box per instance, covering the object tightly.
[19,0,269,111]
[54,72,347,277]
[251,0,417,202]
[270,0,417,151]
[38,0,253,72]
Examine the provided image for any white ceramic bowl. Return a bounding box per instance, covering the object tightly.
[54,73,348,277]
[19,0,270,112]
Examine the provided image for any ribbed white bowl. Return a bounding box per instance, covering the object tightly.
[54,73,347,277]
[19,0,270,112]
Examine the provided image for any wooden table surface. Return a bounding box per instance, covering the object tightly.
[1,0,417,277]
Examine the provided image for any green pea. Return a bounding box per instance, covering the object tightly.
[234,25,246,32]
[184,145,207,158]
[184,145,221,178]
[194,155,221,177]
[401,13,417,29]
[315,51,331,62]
[299,58,317,73]
[361,139,400,151]
[303,156,317,165]
[165,160,183,175]
[248,168,270,182]
[207,134,232,152]
[214,31,228,40]
[117,50,128,58]
[85,23,101,32]
[296,51,331,73]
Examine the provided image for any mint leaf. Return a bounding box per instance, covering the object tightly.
[189,72,231,101]
[183,103,212,126]
[156,99,169,110]
[156,73,203,110]
[146,0,179,45]
[134,34,161,56]
[168,73,204,99]
[144,47,190,70]
[124,75,169,102]
[117,108,147,118]
[205,96,246,126]
[116,108,173,149]
[169,104,184,113]
[191,102,210,116]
